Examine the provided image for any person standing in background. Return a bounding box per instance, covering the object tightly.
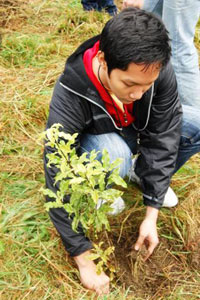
[123,0,200,107]
[81,0,117,16]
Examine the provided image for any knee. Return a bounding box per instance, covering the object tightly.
[80,133,132,178]
[181,121,200,148]
[106,142,132,178]
[180,127,200,147]
[181,106,200,146]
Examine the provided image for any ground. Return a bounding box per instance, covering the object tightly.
[0,1,200,299]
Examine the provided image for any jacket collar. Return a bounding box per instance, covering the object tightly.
[60,35,101,101]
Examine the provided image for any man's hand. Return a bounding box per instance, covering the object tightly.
[122,0,144,9]
[134,206,159,260]
[74,250,110,295]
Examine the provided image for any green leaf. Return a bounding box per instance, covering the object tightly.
[79,215,89,230]
[41,188,57,199]
[46,153,61,165]
[89,149,98,161]
[70,192,82,206]
[100,188,122,201]
[44,200,63,211]
[64,203,75,214]
[69,177,86,185]
[96,260,104,274]
[104,246,115,256]
[71,217,80,232]
[55,171,68,183]
[101,149,110,169]
[87,253,100,261]
[108,174,127,188]
[110,157,123,170]
[74,163,86,174]
[89,176,96,189]
[58,131,76,141]
[59,180,70,194]
[91,190,99,203]
[79,152,89,163]
[98,173,106,191]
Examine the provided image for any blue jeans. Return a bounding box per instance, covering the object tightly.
[79,105,200,177]
[143,0,200,108]
[81,0,117,15]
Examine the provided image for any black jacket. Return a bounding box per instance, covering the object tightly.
[44,35,182,256]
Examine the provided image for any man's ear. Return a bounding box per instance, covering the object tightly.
[96,51,107,71]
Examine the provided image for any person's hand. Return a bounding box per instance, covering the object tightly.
[122,0,144,9]
[134,206,159,261]
[74,250,110,295]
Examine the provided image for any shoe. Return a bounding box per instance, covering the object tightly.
[129,158,178,208]
[162,186,178,208]
[96,196,125,215]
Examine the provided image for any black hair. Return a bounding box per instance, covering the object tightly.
[99,7,171,74]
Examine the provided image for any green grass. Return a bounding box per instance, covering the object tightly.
[0,0,200,299]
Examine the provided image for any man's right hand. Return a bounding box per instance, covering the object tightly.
[74,250,110,295]
[122,0,144,9]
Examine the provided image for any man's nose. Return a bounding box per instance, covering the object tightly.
[129,90,143,100]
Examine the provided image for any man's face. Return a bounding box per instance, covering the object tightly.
[105,62,160,104]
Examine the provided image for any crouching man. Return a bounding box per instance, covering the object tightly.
[44,8,200,295]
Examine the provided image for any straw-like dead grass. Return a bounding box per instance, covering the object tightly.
[0,0,27,29]
[0,1,199,299]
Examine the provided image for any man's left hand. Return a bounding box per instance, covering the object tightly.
[134,206,159,260]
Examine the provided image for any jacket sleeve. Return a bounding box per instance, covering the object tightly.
[135,62,183,209]
[44,79,93,256]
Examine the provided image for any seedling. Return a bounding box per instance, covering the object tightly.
[41,123,127,276]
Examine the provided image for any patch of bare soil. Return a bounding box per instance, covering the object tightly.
[187,233,200,270]
[114,237,184,298]
[102,186,200,298]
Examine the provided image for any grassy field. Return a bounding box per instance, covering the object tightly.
[0,1,200,299]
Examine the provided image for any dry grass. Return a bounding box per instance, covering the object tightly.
[0,1,200,299]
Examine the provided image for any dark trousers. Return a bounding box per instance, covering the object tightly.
[81,0,117,16]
